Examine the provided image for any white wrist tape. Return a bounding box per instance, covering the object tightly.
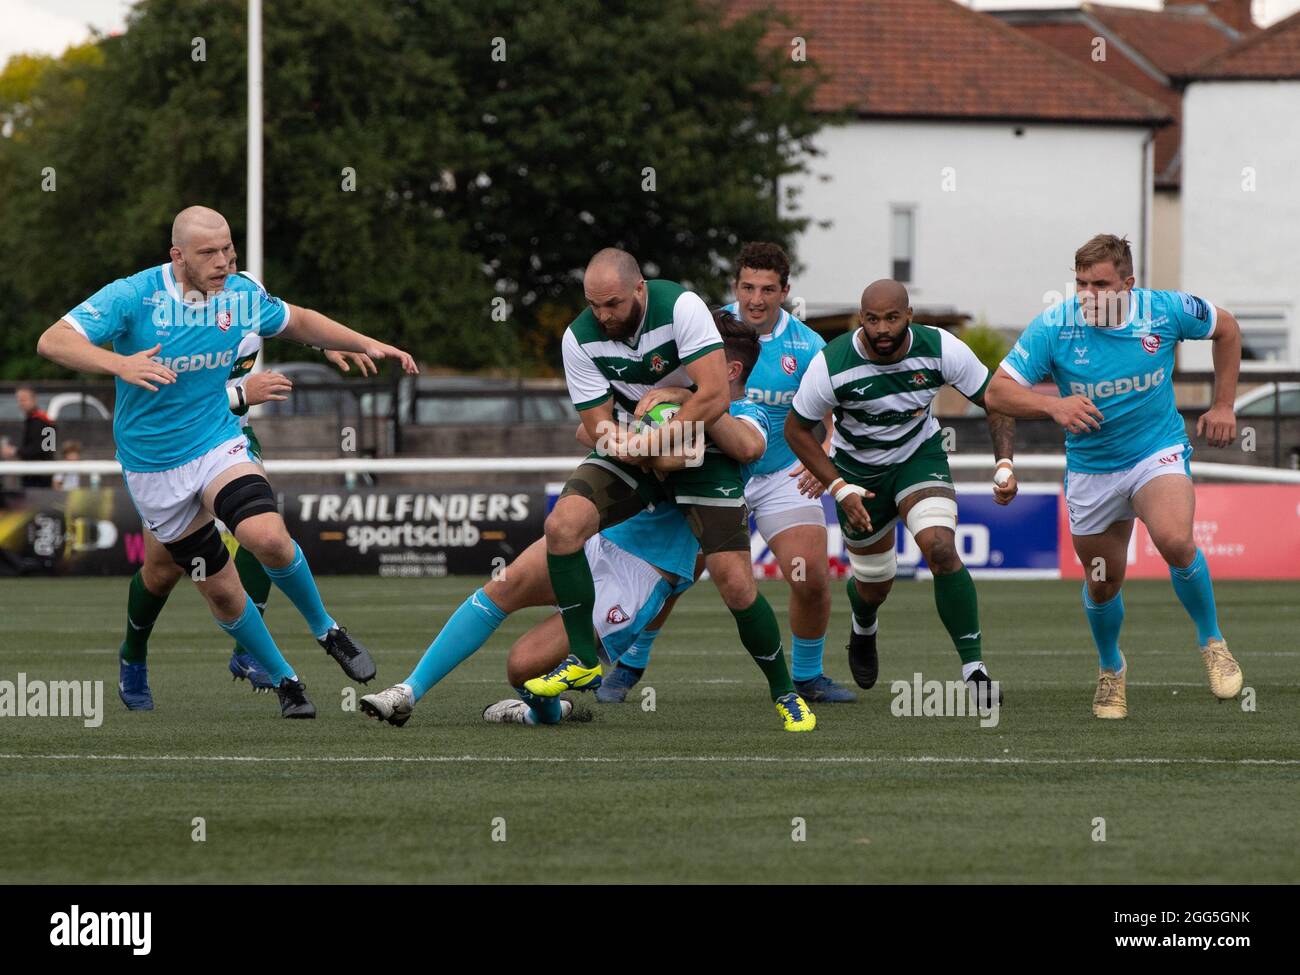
[834,481,869,504]
[993,463,1013,488]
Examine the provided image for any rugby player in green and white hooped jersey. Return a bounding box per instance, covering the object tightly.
[785,279,1019,706]
[528,249,815,732]
[114,325,377,709]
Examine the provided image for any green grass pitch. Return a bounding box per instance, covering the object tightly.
[1,577,1296,884]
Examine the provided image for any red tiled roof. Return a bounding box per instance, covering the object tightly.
[1084,3,1242,78]
[725,0,1172,124]
[1011,19,1184,186]
[1190,10,1300,79]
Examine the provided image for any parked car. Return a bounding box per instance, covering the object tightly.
[1233,383,1300,416]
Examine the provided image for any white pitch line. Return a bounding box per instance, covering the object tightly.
[0,753,1296,766]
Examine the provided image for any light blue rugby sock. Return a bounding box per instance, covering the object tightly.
[1169,549,1223,646]
[1082,585,1125,672]
[618,628,660,670]
[263,543,336,640]
[216,595,295,685]
[791,635,826,683]
[515,686,563,725]
[405,588,506,701]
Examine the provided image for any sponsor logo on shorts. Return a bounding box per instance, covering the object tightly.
[781,354,797,375]
[606,605,630,625]
[1141,334,1161,354]
[228,443,246,455]
[716,486,739,496]
[1158,451,1181,465]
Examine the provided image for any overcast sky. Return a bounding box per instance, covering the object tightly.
[3,0,1299,66]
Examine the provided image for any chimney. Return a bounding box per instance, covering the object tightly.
[1163,1,1256,33]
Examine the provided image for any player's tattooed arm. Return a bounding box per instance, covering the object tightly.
[281,305,418,374]
[984,407,1016,461]
[37,322,177,391]
[1198,307,1241,448]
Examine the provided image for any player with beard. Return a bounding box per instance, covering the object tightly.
[785,279,1019,705]
[530,252,815,731]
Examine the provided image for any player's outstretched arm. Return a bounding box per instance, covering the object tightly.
[280,305,418,374]
[36,322,177,391]
[985,369,1101,434]
[1197,307,1241,448]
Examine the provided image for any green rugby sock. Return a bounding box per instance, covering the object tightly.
[120,570,170,664]
[846,578,878,630]
[731,593,793,701]
[232,545,273,655]
[933,566,982,664]
[547,550,599,668]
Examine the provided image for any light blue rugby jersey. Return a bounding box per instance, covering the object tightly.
[64,265,290,473]
[723,302,825,478]
[1000,289,1216,474]
[602,398,769,590]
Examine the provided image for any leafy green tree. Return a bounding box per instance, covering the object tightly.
[0,0,825,379]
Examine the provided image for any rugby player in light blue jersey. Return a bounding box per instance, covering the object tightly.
[986,233,1244,719]
[596,243,857,705]
[36,205,418,718]
[359,319,773,728]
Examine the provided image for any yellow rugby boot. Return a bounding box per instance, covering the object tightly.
[1092,653,1127,719]
[523,653,602,697]
[775,692,817,732]
[1201,638,1243,700]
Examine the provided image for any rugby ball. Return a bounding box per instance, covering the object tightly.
[635,402,680,432]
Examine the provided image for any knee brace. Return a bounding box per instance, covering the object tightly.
[214,474,278,533]
[904,495,958,537]
[849,548,896,584]
[164,521,230,576]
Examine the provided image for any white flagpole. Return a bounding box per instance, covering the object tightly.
[246,0,263,281]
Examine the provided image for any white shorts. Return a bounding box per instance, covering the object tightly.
[744,462,826,542]
[1064,444,1192,536]
[582,534,674,666]
[123,435,258,543]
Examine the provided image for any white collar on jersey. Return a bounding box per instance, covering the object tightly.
[163,263,216,307]
[853,325,913,362]
[757,309,789,342]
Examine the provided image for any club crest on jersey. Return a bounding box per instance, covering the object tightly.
[606,605,630,625]
[1141,334,1161,354]
[649,354,667,374]
[781,354,797,375]
[910,372,927,387]
[216,310,233,331]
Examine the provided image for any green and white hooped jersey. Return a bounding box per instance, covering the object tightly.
[792,324,989,473]
[562,279,723,422]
